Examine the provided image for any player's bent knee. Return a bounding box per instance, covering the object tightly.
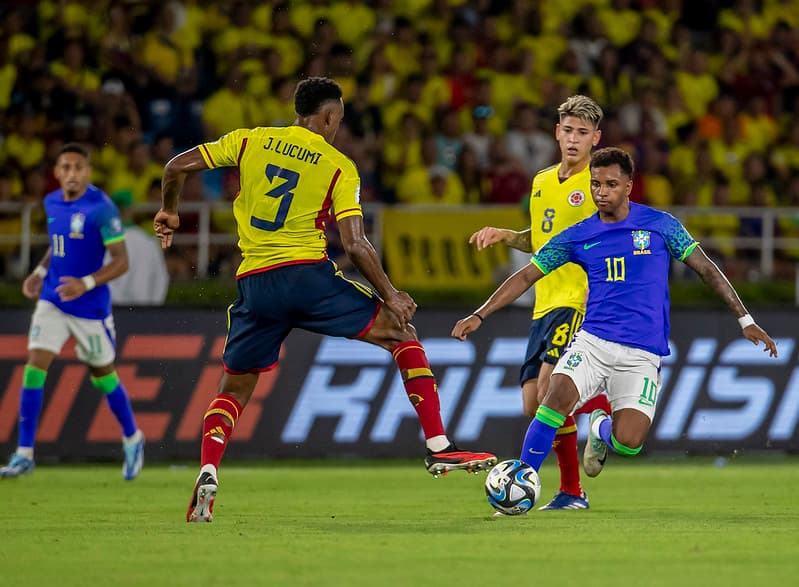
[610,432,644,456]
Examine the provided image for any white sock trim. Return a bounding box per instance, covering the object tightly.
[17,447,34,459]
[200,464,218,479]
[591,414,609,438]
[426,435,450,452]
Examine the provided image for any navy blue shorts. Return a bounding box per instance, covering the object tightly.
[223,261,380,373]
[519,307,584,385]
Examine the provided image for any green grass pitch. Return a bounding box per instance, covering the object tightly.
[2,457,797,586]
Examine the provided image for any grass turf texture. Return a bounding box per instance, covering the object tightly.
[2,458,797,586]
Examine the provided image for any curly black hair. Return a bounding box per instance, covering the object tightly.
[590,147,635,178]
[294,77,342,117]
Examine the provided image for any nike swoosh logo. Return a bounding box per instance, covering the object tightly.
[528,449,545,455]
[48,218,56,223]
[598,454,607,465]
[583,242,601,250]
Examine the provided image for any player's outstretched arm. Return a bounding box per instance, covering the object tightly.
[469,227,533,252]
[451,262,544,341]
[338,215,416,328]
[155,147,209,249]
[684,246,778,357]
[23,249,51,299]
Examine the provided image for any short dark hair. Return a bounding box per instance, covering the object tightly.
[59,142,91,161]
[591,147,634,178]
[294,77,342,117]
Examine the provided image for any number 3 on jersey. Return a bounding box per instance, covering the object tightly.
[251,164,299,231]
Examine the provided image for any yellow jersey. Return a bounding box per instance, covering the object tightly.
[529,163,596,319]
[199,126,362,277]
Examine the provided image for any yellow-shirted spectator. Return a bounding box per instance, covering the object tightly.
[643,5,679,44]
[771,123,799,180]
[597,0,642,47]
[6,9,36,59]
[0,41,17,111]
[49,40,100,100]
[719,0,770,39]
[106,142,162,205]
[708,123,751,184]
[382,113,426,192]
[588,46,633,106]
[381,75,434,134]
[328,1,376,47]
[260,78,297,127]
[517,33,568,81]
[396,164,466,205]
[289,0,329,39]
[202,69,264,138]
[366,47,399,105]
[738,97,779,153]
[764,0,799,27]
[137,4,195,86]
[385,17,422,79]
[641,151,674,208]
[675,51,719,118]
[704,177,741,259]
[93,120,139,188]
[418,47,451,113]
[5,113,45,171]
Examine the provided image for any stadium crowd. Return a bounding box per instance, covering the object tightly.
[1,0,798,280]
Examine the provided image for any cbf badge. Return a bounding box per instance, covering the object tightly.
[69,213,86,239]
[563,351,584,371]
[568,190,586,207]
[632,230,651,255]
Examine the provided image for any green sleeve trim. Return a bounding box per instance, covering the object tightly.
[531,258,550,276]
[23,364,47,388]
[103,235,126,246]
[611,434,642,456]
[90,371,121,394]
[679,241,699,261]
[535,405,566,429]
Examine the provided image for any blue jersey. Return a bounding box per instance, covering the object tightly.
[41,184,125,319]
[532,202,698,355]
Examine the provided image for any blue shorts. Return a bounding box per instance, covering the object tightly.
[223,261,380,373]
[519,307,584,385]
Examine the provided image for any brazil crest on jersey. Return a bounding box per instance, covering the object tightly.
[199,126,363,277]
[41,184,125,319]
[531,203,698,355]
[529,163,596,319]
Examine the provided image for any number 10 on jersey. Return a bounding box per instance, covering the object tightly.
[605,257,625,282]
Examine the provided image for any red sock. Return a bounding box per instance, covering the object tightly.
[575,393,612,415]
[553,415,582,496]
[200,393,242,470]
[392,341,445,439]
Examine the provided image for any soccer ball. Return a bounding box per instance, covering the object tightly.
[484,459,541,515]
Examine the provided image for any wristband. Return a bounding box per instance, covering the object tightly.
[81,275,97,292]
[471,312,484,322]
[738,314,755,329]
[33,266,47,278]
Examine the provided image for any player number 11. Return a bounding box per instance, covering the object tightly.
[52,234,66,257]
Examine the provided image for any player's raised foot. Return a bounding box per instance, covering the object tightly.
[583,409,609,478]
[122,430,145,481]
[538,491,589,510]
[0,453,35,478]
[424,444,497,477]
[187,471,218,522]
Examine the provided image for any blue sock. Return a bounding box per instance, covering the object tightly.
[91,372,138,438]
[18,387,44,448]
[599,417,614,452]
[520,405,566,471]
[18,365,47,449]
